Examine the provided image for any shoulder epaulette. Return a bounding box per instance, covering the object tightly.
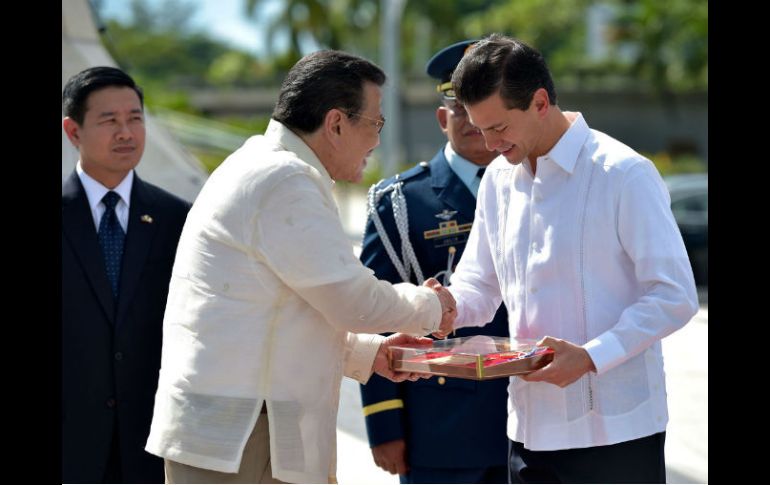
[399,161,430,183]
[366,162,428,284]
[375,161,430,193]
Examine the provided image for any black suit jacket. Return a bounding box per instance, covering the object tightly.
[61,171,191,483]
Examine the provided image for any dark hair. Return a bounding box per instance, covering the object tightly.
[62,66,144,125]
[272,50,386,134]
[451,34,557,110]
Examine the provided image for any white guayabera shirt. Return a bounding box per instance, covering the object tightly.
[145,120,441,484]
[449,113,698,451]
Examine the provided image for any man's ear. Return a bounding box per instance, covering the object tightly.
[62,117,81,148]
[436,106,449,134]
[532,88,550,117]
[324,109,345,146]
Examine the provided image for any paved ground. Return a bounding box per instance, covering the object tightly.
[332,186,708,484]
[661,307,708,484]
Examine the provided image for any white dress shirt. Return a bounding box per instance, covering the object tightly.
[449,113,698,451]
[145,119,442,483]
[76,161,133,232]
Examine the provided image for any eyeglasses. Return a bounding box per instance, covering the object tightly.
[442,98,467,118]
[343,111,386,134]
[437,82,456,99]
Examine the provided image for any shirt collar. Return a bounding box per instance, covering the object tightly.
[76,160,134,211]
[264,119,334,188]
[444,142,485,191]
[538,112,590,175]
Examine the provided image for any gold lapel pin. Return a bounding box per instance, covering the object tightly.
[140,214,154,224]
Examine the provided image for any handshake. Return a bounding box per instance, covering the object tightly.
[423,277,456,339]
[372,278,456,383]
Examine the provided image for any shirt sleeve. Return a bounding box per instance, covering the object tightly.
[343,332,384,384]
[448,175,504,329]
[358,189,409,446]
[585,161,699,374]
[252,172,442,336]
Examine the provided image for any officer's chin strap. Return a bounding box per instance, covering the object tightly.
[367,180,425,284]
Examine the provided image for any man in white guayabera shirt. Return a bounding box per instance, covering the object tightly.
[145,50,457,484]
[445,34,699,484]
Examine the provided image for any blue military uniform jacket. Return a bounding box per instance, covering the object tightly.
[359,149,509,469]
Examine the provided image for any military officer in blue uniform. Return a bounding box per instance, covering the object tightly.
[359,40,510,484]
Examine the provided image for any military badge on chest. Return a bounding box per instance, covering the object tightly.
[424,209,472,285]
[367,179,472,286]
[424,209,472,249]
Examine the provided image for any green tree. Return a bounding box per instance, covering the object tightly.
[611,0,708,94]
[245,0,708,94]
[457,0,707,95]
[243,0,498,75]
[127,0,197,33]
[462,0,591,77]
[98,0,269,91]
[244,0,380,66]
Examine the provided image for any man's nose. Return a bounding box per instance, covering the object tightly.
[483,131,500,152]
[115,121,133,139]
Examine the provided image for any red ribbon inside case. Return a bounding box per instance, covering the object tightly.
[407,347,554,368]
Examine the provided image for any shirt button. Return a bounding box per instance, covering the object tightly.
[106,397,116,408]
[114,352,123,361]
[530,287,538,294]
[437,377,446,385]
[533,194,543,202]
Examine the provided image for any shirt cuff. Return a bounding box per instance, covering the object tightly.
[584,331,627,375]
[344,333,385,384]
[414,286,442,335]
[452,297,475,330]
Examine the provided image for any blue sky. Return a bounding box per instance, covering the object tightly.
[97,0,284,58]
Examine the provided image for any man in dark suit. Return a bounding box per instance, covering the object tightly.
[61,66,191,483]
[359,41,509,484]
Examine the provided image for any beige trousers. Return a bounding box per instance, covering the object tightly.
[164,414,288,484]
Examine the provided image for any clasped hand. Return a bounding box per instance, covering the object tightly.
[519,336,597,387]
[373,333,433,382]
[424,277,455,339]
[371,278,456,383]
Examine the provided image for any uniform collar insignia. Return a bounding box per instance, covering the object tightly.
[435,209,457,221]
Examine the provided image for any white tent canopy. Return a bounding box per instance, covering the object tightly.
[62,0,208,202]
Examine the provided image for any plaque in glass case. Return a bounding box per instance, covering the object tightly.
[388,335,554,380]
